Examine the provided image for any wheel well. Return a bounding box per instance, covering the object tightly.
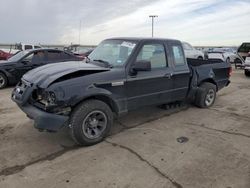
[75,95,119,115]
[199,79,218,91]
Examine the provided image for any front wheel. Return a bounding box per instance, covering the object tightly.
[195,82,217,108]
[0,73,7,89]
[69,100,113,146]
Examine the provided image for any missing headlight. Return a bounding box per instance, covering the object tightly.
[32,89,57,107]
[47,91,56,104]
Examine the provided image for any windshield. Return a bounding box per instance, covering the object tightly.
[88,39,137,67]
[8,51,29,61]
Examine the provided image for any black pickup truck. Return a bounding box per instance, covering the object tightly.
[12,38,231,146]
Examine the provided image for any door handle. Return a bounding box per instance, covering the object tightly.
[164,73,173,79]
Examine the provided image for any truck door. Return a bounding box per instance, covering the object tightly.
[126,42,174,110]
[168,42,190,101]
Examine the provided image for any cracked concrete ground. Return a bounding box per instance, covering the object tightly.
[0,68,250,188]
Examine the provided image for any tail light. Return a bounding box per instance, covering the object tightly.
[228,66,232,77]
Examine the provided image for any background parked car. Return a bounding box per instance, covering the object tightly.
[15,43,42,51]
[0,48,82,89]
[208,47,237,63]
[64,44,94,60]
[73,48,94,59]
[0,43,42,60]
[182,42,204,60]
[233,43,250,69]
[0,50,12,60]
[207,51,225,62]
[237,42,250,61]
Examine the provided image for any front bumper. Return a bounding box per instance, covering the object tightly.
[12,79,69,132]
[18,104,69,131]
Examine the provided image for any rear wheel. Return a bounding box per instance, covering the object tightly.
[195,82,216,108]
[0,73,7,89]
[198,56,203,60]
[69,100,113,146]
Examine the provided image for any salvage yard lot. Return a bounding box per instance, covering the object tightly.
[0,68,250,188]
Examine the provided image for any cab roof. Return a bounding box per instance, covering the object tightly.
[105,37,180,43]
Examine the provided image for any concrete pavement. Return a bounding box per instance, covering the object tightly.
[0,68,249,188]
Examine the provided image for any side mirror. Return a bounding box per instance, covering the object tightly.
[132,60,151,72]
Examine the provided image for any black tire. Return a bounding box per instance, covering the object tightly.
[226,57,230,64]
[0,72,7,89]
[69,99,113,146]
[234,58,241,69]
[245,70,250,77]
[195,82,217,108]
[198,56,203,60]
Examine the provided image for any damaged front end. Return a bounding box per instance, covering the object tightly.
[12,79,70,132]
[30,87,71,116]
[12,61,111,132]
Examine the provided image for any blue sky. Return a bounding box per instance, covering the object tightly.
[0,0,249,46]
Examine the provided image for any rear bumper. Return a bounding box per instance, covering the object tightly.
[18,104,69,132]
[226,80,230,86]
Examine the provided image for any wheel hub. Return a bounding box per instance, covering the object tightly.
[0,76,5,87]
[205,89,215,106]
[82,110,107,139]
[89,118,99,128]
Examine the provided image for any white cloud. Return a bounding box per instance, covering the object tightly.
[1,0,249,46]
[60,0,250,46]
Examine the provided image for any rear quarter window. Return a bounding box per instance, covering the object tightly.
[47,51,62,60]
[136,44,167,68]
[172,45,185,66]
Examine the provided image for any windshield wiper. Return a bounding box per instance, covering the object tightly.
[93,59,113,68]
[85,56,90,63]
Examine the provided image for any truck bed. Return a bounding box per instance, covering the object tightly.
[187,58,224,66]
[186,58,231,95]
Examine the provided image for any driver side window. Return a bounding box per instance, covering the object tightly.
[136,44,167,69]
[23,53,34,62]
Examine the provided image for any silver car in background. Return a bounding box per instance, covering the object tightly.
[211,47,238,63]
[182,42,204,60]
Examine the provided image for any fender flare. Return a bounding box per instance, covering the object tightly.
[71,87,122,115]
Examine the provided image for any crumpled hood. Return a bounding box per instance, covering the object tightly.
[23,61,110,88]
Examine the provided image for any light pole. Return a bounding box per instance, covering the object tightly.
[149,15,158,37]
[79,20,82,45]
